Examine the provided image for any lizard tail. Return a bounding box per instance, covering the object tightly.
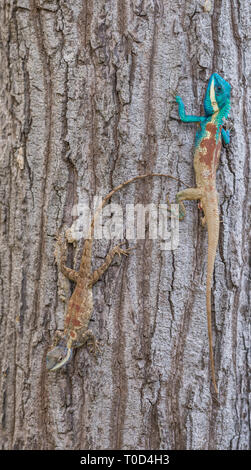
[204,198,220,395]
[80,173,188,270]
[88,173,188,239]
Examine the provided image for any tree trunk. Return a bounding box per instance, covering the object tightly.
[0,0,249,450]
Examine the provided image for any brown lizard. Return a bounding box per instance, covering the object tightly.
[46,172,187,371]
[175,73,231,395]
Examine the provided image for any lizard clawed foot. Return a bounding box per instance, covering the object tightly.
[117,247,132,257]
[87,338,101,357]
[114,243,133,258]
[166,195,185,220]
[83,330,101,357]
[201,216,206,227]
[53,330,64,347]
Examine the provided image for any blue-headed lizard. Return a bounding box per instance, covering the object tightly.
[175,73,231,395]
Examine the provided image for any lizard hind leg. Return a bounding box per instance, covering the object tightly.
[55,234,79,283]
[176,187,203,220]
[197,201,207,227]
[201,216,206,227]
[167,187,203,221]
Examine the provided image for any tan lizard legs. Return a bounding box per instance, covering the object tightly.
[55,235,79,283]
[56,236,130,285]
[167,187,203,220]
[175,187,203,220]
[91,243,131,285]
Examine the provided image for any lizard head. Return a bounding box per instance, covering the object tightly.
[46,338,72,371]
[204,73,231,116]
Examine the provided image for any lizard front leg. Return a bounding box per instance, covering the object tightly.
[91,243,131,285]
[176,96,206,123]
[52,329,64,347]
[221,128,230,144]
[82,329,100,356]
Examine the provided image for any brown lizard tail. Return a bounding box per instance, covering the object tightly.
[204,195,220,395]
[88,173,189,239]
[79,173,188,274]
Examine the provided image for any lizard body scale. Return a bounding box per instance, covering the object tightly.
[46,172,187,371]
[175,73,231,395]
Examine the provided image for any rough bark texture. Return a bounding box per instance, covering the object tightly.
[0,0,250,450]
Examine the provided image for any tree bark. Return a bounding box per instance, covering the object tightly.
[0,0,250,450]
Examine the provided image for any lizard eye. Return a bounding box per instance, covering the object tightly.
[215,85,222,92]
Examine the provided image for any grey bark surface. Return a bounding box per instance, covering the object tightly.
[0,0,250,450]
